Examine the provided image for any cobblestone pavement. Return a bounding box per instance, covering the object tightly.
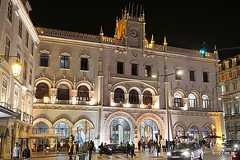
[31,150,231,160]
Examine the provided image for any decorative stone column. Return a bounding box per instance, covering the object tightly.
[50,88,57,104]
[140,95,144,108]
[110,91,114,106]
[71,89,77,104]
[125,93,129,106]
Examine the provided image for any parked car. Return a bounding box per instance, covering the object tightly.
[232,149,240,160]
[167,142,203,160]
[222,140,240,154]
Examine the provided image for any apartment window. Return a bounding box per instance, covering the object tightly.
[40,53,49,67]
[5,37,10,61]
[114,88,125,103]
[1,78,8,102]
[77,86,89,101]
[131,63,138,76]
[60,55,70,69]
[18,20,22,38]
[29,68,32,85]
[189,70,195,81]
[202,95,209,108]
[174,93,183,107]
[57,84,69,100]
[23,61,27,80]
[25,31,29,48]
[80,58,88,70]
[175,69,182,80]
[117,62,124,74]
[203,72,209,82]
[14,85,19,108]
[7,1,13,22]
[145,65,152,77]
[31,41,34,56]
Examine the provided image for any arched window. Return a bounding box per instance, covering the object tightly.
[55,122,69,138]
[75,119,94,144]
[129,89,139,104]
[202,95,209,108]
[114,88,125,103]
[32,122,49,134]
[143,91,152,105]
[77,86,89,101]
[57,84,69,100]
[188,93,197,108]
[35,83,49,99]
[174,92,183,107]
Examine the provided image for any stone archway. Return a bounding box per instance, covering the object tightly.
[104,111,135,144]
[136,113,164,143]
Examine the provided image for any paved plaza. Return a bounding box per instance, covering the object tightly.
[32,150,231,160]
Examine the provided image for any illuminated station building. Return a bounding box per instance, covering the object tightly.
[30,6,224,151]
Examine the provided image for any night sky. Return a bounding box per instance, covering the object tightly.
[29,0,240,59]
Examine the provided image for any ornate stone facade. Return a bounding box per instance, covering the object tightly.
[31,7,223,151]
[218,54,240,139]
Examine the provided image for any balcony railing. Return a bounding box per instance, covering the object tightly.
[22,112,33,124]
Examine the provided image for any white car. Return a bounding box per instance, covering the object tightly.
[167,142,203,160]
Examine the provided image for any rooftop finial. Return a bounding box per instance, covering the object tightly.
[151,34,154,43]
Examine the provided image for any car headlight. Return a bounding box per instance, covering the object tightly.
[182,151,191,157]
[167,152,171,156]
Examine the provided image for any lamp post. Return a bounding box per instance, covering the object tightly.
[158,55,183,142]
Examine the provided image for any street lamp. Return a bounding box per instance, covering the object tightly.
[159,55,184,142]
[0,55,22,77]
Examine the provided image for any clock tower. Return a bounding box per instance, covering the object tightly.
[114,4,146,49]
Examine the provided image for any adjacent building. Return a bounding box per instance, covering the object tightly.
[218,54,240,140]
[31,8,223,152]
[0,0,39,159]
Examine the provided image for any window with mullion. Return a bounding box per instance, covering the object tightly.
[60,55,70,69]
[131,63,138,76]
[80,58,88,70]
[174,98,183,107]
[189,70,195,81]
[40,53,49,67]
[117,62,124,74]
[5,37,10,61]
[7,1,13,22]
[18,20,22,38]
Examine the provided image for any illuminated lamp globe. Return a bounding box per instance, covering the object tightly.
[12,61,22,77]
[176,70,183,76]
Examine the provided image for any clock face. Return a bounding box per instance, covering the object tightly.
[129,29,138,38]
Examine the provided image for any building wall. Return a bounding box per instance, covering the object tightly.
[0,0,39,159]
[32,27,222,148]
[218,55,240,139]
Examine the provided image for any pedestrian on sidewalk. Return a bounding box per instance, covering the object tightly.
[138,140,141,151]
[22,145,31,160]
[156,142,161,157]
[13,142,20,160]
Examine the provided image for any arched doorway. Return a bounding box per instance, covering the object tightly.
[54,121,70,152]
[110,118,131,144]
[32,122,49,152]
[140,119,159,142]
[74,119,94,145]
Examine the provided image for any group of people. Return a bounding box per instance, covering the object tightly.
[68,140,95,160]
[138,139,162,157]
[12,143,31,160]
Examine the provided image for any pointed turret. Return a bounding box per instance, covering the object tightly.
[214,44,219,59]
[99,26,104,36]
[163,35,168,51]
